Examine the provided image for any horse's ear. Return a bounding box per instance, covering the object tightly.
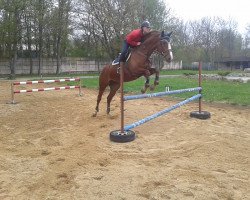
[161,31,165,37]
[167,31,173,37]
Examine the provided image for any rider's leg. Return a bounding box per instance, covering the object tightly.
[119,40,129,63]
[117,41,128,73]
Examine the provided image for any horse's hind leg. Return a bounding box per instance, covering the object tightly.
[107,82,120,114]
[92,84,107,117]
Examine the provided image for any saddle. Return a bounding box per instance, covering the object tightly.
[112,48,131,66]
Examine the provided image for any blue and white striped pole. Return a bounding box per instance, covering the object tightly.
[124,94,202,131]
[124,87,202,101]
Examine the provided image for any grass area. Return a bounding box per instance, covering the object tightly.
[6,69,249,106]
[159,69,230,75]
[80,76,250,106]
[156,77,250,106]
[81,77,99,89]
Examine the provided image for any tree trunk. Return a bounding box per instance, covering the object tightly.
[9,47,17,79]
[25,15,33,75]
[56,37,61,74]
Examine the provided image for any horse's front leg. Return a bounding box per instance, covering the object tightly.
[150,69,160,91]
[141,76,150,93]
[133,68,151,93]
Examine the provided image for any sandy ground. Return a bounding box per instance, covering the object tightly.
[0,80,249,200]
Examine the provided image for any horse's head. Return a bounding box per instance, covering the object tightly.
[155,31,173,63]
[139,30,173,63]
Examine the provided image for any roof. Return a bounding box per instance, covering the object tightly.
[216,56,250,63]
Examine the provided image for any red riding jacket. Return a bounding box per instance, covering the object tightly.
[126,29,143,47]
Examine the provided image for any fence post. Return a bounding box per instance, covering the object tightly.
[11,82,15,104]
[79,78,82,96]
[198,61,202,113]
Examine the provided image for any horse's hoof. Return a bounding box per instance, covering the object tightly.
[150,85,155,91]
[107,113,113,118]
[141,88,146,93]
[154,82,159,85]
[92,112,97,117]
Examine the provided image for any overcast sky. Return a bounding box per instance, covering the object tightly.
[166,0,250,34]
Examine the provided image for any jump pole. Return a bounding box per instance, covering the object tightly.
[123,94,202,131]
[10,78,82,104]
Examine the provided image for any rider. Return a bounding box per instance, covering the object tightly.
[118,20,151,66]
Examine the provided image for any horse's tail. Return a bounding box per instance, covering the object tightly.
[98,64,109,85]
[93,64,111,117]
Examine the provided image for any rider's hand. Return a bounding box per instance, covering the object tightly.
[137,42,141,46]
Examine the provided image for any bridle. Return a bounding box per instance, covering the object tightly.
[155,38,173,61]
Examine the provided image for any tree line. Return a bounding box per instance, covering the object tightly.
[0,0,250,75]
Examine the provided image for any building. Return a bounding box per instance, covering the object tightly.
[215,56,250,71]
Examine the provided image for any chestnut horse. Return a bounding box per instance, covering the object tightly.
[93,30,173,117]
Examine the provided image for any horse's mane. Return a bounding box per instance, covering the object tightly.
[142,30,160,42]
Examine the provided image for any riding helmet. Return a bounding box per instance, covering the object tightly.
[141,20,151,28]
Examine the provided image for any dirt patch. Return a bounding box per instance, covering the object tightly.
[0,80,249,199]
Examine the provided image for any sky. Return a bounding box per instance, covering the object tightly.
[165,0,250,34]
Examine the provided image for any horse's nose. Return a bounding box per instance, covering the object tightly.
[169,51,173,62]
[165,55,173,63]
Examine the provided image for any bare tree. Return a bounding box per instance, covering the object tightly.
[23,0,35,74]
[72,0,173,59]
[52,0,71,74]
[0,0,249,75]
[242,24,250,56]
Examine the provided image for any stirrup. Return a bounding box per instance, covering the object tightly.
[112,59,120,66]
[112,53,121,66]
[117,67,120,74]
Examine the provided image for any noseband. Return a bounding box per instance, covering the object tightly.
[155,39,173,60]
